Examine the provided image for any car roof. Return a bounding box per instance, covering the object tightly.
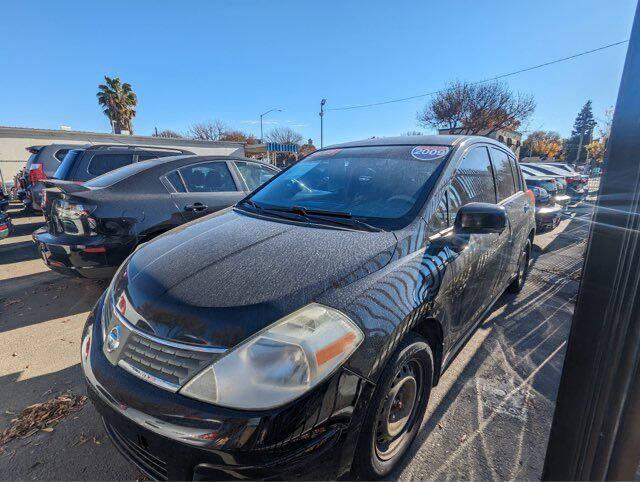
[85,154,276,188]
[326,134,505,149]
[523,173,557,181]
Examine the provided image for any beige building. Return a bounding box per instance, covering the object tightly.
[0,126,245,187]
[438,127,522,158]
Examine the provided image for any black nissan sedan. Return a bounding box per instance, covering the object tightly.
[33,155,278,278]
[81,136,535,480]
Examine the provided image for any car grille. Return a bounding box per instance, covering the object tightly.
[119,332,219,390]
[105,422,168,481]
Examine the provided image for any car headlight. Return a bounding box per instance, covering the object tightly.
[180,303,363,410]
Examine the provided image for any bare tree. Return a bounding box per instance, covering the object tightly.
[400,130,424,136]
[188,120,228,141]
[417,81,535,135]
[266,127,303,145]
[417,81,470,131]
[153,129,183,139]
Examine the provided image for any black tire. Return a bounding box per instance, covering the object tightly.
[508,239,531,293]
[352,334,434,479]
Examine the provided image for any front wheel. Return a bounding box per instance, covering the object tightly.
[508,239,531,293]
[352,334,434,479]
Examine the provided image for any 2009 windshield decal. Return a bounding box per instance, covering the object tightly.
[411,146,450,161]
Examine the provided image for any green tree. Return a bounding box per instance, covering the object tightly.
[564,100,597,164]
[96,76,138,134]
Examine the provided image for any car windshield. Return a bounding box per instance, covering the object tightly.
[54,149,84,180]
[245,145,450,230]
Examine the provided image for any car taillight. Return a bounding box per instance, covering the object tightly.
[53,199,98,236]
[29,164,47,183]
[526,189,536,203]
[0,224,8,231]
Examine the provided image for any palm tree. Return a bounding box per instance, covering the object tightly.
[96,76,137,134]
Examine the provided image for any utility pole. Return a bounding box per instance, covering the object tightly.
[575,131,584,164]
[259,108,282,143]
[320,99,327,148]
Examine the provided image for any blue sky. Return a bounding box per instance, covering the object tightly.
[0,0,635,145]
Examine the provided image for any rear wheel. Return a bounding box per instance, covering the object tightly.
[508,239,531,293]
[352,334,433,479]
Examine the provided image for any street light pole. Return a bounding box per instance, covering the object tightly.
[320,99,327,148]
[259,108,282,143]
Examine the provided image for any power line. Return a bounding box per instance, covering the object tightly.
[328,39,629,112]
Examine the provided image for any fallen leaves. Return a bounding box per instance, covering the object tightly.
[2,298,22,307]
[0,393,87,445]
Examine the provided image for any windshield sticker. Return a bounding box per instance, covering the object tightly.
[411,145,450,161]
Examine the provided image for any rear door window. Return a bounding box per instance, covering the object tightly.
[54,149,84,180]
[489,148,517,201]
[54,149,70,162]
[234,161,277,190]
[448,146,497,221]
[87,153,135,176]
[165,170,186,192]
[179,162,238,192]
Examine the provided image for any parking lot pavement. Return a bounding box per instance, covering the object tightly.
[0,201,591,480]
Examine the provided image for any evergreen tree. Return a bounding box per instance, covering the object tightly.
[564,101,597,164]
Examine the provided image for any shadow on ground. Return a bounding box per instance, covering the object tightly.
[394,209,590,480]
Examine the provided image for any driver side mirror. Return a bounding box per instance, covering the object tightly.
[454,202,507,234]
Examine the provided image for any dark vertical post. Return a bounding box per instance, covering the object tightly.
[320,99,326,148]
[543,3,640,480]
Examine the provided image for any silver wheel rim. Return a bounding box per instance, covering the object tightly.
[375,359,423,461]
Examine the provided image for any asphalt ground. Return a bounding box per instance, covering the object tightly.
[0,198,592,480]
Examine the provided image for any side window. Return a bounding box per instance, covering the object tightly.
[427,190,449,235]
[138,154,159,162]
[509,156,524,190]
[234,161,276,191]
[490,148,517,201]
[138,151,181,162]
[87,153,135,176]
[448,147,497,222]
[54,149,70,162]
[165,171,186,192]
[179,162,237,192]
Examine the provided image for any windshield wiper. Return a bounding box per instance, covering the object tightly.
[238,199,307,222]
[238,201,383,232]
[272,205,384,232]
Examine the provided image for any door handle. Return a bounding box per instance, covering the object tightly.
[185,202,208,212]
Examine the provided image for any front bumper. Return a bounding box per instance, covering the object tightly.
[32,227,135,279]
[535,204,563,230]
[82,298,373,480]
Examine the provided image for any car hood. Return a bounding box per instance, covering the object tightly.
[117,209,398,348]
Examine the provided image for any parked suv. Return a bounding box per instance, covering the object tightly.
[23,144,81,211]
[34,155,278,278]
[53,144,193,183]
[81,136,535,480]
